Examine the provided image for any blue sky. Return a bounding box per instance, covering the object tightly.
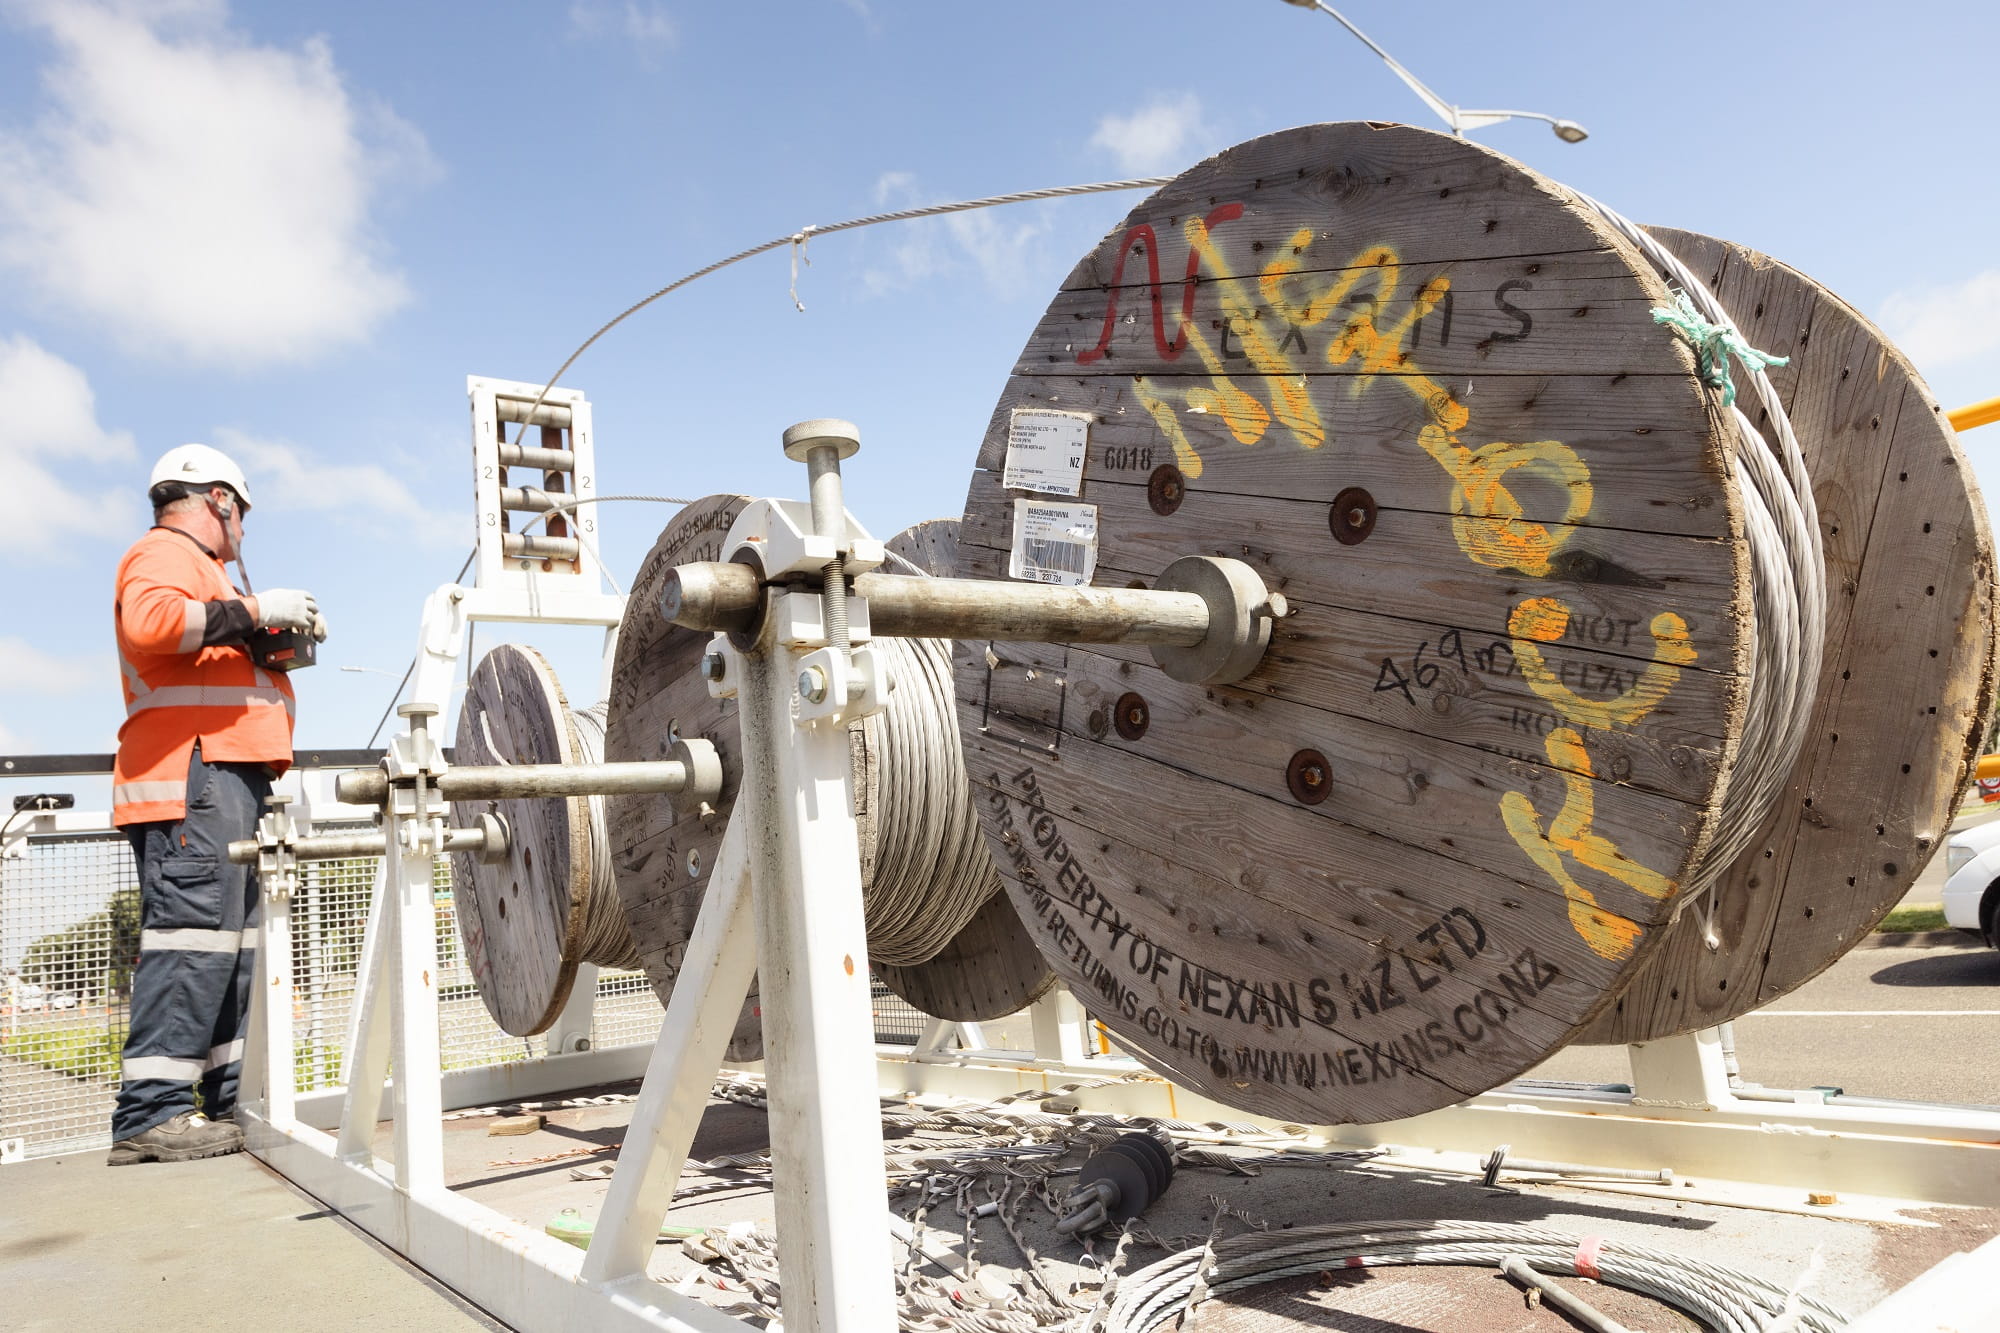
[1,0,1996,811]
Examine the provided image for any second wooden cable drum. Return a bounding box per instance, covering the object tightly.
[604,498,1054,1056]
[448,642,641,1037]
[949,120,1994,1124]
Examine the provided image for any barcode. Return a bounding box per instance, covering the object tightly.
[1021,538,1088,576]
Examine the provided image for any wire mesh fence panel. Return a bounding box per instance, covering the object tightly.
[1,834,137,1159]
[871,979,926,1046]
[292,846,373,1094]
[591,969,664,1052]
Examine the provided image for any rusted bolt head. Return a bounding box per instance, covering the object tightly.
[1287,749,1332,805]
[1113,692,1150,740]
[1328,487,1377,545]
[1148,464,1187,516]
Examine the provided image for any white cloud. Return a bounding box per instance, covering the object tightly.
[1088,93,1211,176]
[0,0,421,367]
[0,335,142,544]
[0,637,111,696]
[567,0,676,48]
[212,428,463,550]
[860,172,1051,303]
[1879,270,2000,375]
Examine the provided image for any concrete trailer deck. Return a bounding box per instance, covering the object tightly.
[6,1081,1995,1332]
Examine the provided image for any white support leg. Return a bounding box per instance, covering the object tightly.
[1627,1027,1732,1111]
[580,820,756,1285]
[733,642,896,1330]
[336,862,393,1162]
[914,1018,957,1056]
[548,963,601,1055]
[265,886,298,1127]
[244,883,297,1129]
[1029,987,1090,1066]
[387,815,447,1197]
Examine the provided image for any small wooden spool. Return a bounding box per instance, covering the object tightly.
[604,502,1053,1049]
[449,642,590,1037]
[954,122,1756,1123]
[1578,229,1998,1042]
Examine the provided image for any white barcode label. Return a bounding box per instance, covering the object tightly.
[1009,500,1098,587]
[1003,408,1091,497]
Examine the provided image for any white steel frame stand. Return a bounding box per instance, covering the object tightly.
[230,400,2000,1331]
[236,419,916,1331]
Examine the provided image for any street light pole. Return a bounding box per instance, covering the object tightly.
[1279,0,1588,143]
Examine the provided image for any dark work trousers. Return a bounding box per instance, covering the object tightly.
[113,746,271,1141]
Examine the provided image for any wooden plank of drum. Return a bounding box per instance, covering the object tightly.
[605,495,765,1062]
[953,121,1746,1123]
[1579,229,1999,1042]
[873,518,1057,1022]
[449,642,588,1037]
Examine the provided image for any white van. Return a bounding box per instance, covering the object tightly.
[1942,818,2000,951]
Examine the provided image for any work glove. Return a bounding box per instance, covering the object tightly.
[256,588,319,632]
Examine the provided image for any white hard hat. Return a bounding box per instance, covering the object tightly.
[149,443,253,510]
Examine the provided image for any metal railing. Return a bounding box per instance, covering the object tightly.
[2,806,926,1161]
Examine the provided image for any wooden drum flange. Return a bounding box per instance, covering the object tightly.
[1579,229,1998,1042]
[605,495,762,1061]
[449,642,591,1037]
[954,122,1754,1123]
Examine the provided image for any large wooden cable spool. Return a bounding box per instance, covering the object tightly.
[1578,229,1998,1042]
[954,121,1759,1124]
[605,501,1049,1053]
[449,642,602,1036]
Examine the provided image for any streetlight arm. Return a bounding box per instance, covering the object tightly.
[1281,0,1586,143]
[1290,0,1462,131]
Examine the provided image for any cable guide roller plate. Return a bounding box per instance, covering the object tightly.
[1580,228,1999,1042]
[449,642,590,1036]
[955,121,1750,1123]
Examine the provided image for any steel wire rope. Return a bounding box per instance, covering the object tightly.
[491,175,1175,443]
[567,701,644,970]
[1101,1219,1847,1333]
[359,174,1168,743]
[505,502,1005,966]
[1577,198,1827,942]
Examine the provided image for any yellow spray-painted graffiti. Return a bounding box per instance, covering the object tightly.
[1508,599,1698,731]
[1086,207,1697,961]
[1499,728,1675,960]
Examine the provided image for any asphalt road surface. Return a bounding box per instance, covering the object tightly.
[1528,934,2000,1106]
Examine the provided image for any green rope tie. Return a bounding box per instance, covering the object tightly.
[1651,289,1789,408]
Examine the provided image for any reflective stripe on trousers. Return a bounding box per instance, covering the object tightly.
[114,745,270,1142]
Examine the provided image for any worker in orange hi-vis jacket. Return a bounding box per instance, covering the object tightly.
[107,444,327,1165]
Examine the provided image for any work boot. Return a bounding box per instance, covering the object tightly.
[106,1111,244,1165]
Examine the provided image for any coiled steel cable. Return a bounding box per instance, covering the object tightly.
[567,700,643,971]
[1580,199,1827,935]
[1103,1220,1846,1333]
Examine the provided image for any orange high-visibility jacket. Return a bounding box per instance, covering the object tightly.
[112,527,295,826]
